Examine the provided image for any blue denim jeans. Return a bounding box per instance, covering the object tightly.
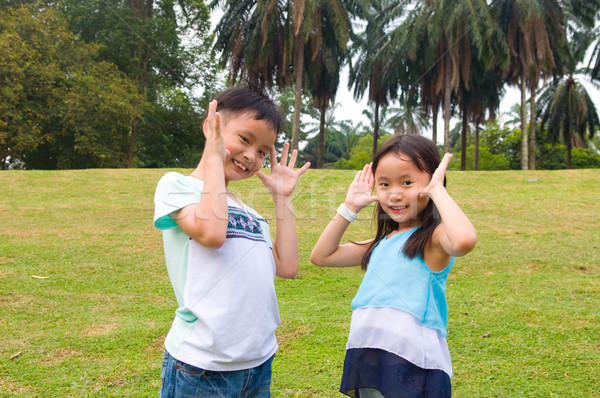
[159,350,273,398]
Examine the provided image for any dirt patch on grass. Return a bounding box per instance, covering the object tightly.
[43,348,80,364]
[84,322,118,337]
[275,321,312,350]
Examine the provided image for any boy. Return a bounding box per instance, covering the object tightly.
[153,86,310,397]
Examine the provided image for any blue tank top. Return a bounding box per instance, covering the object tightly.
[351,227,454,336]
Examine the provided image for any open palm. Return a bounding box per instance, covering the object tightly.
[255,143,310,197]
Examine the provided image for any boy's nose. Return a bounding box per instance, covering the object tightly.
[243,148,255,165]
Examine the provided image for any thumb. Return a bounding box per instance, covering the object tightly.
[254,170,268,184]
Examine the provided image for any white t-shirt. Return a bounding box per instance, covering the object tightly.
[153,172,279,371]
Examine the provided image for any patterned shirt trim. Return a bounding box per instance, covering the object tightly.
[226,206,266,243]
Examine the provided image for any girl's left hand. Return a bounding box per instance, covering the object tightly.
[420,153,452,199]
[255,143,311,197]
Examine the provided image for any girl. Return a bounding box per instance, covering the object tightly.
[310,135,477,398]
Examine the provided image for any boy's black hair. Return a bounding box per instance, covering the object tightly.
[213,86,283,134]
[361,134,445,270]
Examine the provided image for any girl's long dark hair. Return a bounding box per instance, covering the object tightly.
[361,135,445,270]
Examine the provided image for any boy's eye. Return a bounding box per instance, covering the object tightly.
[240,136,250,144]
[258,151,267,157]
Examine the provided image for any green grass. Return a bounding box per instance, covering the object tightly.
[1,168,599,397]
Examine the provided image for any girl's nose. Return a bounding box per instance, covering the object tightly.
[389,188,404,201]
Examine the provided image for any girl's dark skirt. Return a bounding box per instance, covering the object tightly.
[340,348,451,398]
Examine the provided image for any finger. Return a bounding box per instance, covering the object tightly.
[353,169,362,183]
[203,100,217,137]
[439,153,453,170]
[214,111,221,136]
[296,161,311,176]
[254,170,267,183]
[365,163,374,185]
[288,149,298,169]
[208,100,217,130]
[280,143,290,166]
[269,146,277,169]
[359,163,370,182]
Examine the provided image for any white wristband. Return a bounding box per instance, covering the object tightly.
[337,203,358,223]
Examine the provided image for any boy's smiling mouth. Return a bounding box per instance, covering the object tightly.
[233,159,248,172]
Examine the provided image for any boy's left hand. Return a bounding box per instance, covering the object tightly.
[255,143,310,197]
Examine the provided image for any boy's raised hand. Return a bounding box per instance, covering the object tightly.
[420,153,452,199]
[202,100,229,160]
[255,143,310,197]
[344,163,378,213]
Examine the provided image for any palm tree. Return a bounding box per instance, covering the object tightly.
[212,0,350,151]
[493,0,568,170]
[348,0,405,158]
[536,4,600,169]
[212,0,291,87]
[537,75,600,168]
[457,41,505,170]
[384,95,430,136]
[390,0,501,153]
[302,106,365,167]
[304,0,350,168]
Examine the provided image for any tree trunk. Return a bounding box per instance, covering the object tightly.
[432,105,438,147]
[291,39,304,152]
[443,56,452,153]
[372,102,380,159]
[461,104,467,171]
[128,118,136,168]
[474,121,480,171]
[520,72,528,170]
[317,105,326,169]
[528,86,536,170]
[566,138,572,169]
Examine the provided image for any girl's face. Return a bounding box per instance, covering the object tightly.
[374,152,432,229]
[220,112,277,184]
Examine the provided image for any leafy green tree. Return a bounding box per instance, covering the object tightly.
[0,5,143,169]
[478,119,522,170]
[137,88,208,168]
[59,0,214,167]
[333,133,392,170]
[450,145,511,171]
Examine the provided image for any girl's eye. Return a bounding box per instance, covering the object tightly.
[403,180,414,186]
[240,136,250,144]
[379,183,389,188]
[258,151,266,157]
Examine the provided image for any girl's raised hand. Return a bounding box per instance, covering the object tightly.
[420,153,453,199]
[344,163,378,213]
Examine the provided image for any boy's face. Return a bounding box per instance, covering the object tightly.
[220,112,277,184]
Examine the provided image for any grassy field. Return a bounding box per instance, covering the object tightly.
[0,167,599,397]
